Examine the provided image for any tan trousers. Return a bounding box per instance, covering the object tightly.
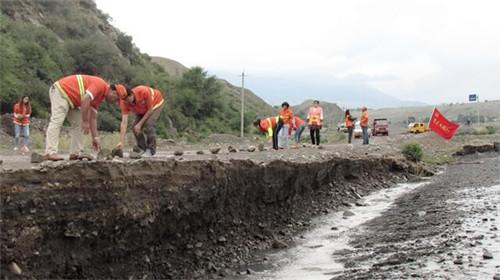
[45,85,83,155]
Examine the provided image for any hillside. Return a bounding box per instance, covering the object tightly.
[0,0,270,139]
[293,99,344,128]
[152,56,274,118]
[151,56,187,79]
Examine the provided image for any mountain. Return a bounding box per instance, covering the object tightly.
[151,56,188,79]
[239,74,426,109]
[292,99,344,127]
[0,0,272,138]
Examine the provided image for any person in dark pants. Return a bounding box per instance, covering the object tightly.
[345,109,355,144]
[307,100,323,145]
[254,116,282,150]
[114,84,165,156]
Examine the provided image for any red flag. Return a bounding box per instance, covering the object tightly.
[428,107,460,140]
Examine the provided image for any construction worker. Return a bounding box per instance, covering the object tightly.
[307,100,323,145]
[291,115,306,144]
[345,109,355,144]
[253,116,282,150]
[44,74,119,161]
[114,84,165,156]
[360,106,369,145]
[12,96,31,153]
[278,102,293,149]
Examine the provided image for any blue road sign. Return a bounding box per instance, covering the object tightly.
[469,94,477,102]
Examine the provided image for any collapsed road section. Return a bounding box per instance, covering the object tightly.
[0,156,423,279]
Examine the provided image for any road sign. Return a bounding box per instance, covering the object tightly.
[469,94,477,102]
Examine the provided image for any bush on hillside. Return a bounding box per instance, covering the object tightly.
[401,142,423,162]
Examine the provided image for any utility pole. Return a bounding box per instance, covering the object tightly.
[239,71,247,138]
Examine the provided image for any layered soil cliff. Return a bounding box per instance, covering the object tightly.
[1,156,419,279]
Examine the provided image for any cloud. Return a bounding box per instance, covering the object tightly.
[95,0,500,104]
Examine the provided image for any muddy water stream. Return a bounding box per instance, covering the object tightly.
[242,181,430,280]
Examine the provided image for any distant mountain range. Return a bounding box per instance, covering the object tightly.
[150,57,425,111]
[233,74,427,109]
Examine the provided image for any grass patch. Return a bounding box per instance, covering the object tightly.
[422,153,455,165]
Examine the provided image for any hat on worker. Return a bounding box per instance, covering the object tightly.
[112,84,128,100]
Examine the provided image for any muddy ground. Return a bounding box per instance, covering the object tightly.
[1,123,499,279]
[323,153,500,280]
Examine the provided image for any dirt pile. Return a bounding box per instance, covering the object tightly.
[0,156,419,279]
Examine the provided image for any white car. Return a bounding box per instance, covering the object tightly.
[353,121,371,138]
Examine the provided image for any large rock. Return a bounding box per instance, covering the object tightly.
[111,147,124,158]
[258,143,265,152]
[454,144,494,156]
[247,146,256,152]
[209,147,221,154]
[129,151,142,159]
[8,262,22,275]
[272,239,288,249]
[494,142,500,152]
[31,152,45,163]
[174,150,184,156]
[228,146,237,153]
[483,250,493,259]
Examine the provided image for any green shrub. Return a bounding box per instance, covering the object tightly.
[486,126,496,134]
[402,142,423,162]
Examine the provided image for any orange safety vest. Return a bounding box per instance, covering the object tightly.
[360,111,369,127]
[345,115,353,128]
[279,108,293,125]
[308,106,323,125]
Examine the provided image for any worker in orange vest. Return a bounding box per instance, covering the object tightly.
[278,102,293,149]
[113,84,165,156]
[360,106,369,145]
[345,109,355,144]
[12,96,31,153]
[291,115,306,144]
[307,100,323,145]
[44,74,119,161]
[253,116,282,150]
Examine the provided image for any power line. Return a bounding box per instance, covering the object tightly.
[239,71,247,138]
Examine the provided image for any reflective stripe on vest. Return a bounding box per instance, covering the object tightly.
[149,87,165,110]
[266,116,279,128]
[309,115,321,124]
[54,74,85,109]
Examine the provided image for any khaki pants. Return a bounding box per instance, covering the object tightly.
[45,85,83,155]
[133,105,162,155]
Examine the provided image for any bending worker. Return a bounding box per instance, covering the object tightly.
[114,84,164,156]
[253,116,282,150]
[291,115,306,144]
[45,74,119,161]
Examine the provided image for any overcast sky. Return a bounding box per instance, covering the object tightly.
[95,0,500,105]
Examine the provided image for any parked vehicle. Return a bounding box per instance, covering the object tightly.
[408,122,430,133]
[337,123,348,133]
[372,118,389,136]
[353,121,371,138]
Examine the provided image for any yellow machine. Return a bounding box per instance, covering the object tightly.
[408,122,430,133]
